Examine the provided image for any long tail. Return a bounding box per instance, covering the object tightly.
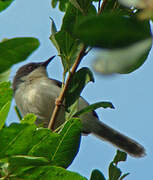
[91,120,145,157]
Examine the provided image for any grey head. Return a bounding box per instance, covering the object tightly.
[13,56,55,92]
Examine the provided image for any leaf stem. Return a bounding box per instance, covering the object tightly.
[48,45,86,130]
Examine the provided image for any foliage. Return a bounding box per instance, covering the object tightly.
[0,0,152,179]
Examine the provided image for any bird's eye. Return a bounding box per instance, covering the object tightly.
[27,65,33,70]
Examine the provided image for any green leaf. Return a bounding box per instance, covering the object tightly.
[109,162,122,180]
[0,81,13,110]
[0,119,81,168]
[0,37,40,73]
[29,118,81,168]
[61,2,96,34]
[0,69,10,81]
[50,30,83,73]
[0,0,14,12]
[8,155,49,167]
[90,169,106,180]
[119,173,130,180]
[74,13,151,49]
[21,114,37,125]
[51,0,68,11]
[0,101,11,130]
[50,17,57,35]
[0,123,37,159]
[93,38,152,74]
[75,101,114,117]
[51,0,58,8]
[15,166,86,180]
[65,67,94,110]
[113,150,127,165]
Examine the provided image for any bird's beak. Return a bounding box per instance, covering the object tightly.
[41,56,56,67]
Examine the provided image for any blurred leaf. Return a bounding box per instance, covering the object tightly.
[90,169,106,180]
[0,0,14,12]
[119,173,130,180]
[0,119,81,168]
[75,101,114,117]
[0,37,40,73]
[0,81,13,110]
[74,13,151,49]
[93,38,152,74]
[109,162,122,180]
[113,150,127,165]
[65,67,94,110]
[21,114,37,125]
[0,101,11,130]
[0,69,10,81]
[119,0,146,8]
[15,166,86,180]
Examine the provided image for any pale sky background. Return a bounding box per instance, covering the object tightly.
[0,0,153,179]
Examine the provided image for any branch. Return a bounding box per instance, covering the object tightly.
[98,0,107,15]
[48,45,86,130]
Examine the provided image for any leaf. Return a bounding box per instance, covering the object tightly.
[50,17,57,35]
[75,101,114,117]
[8,155,49,167]
[0,81,13,110]
[0,82,13,126]
[0,37,40,73]
[65,67,94,110]
[0,69,10,81]
[74,13,151,49]
[61,2,96,34]
[90,169,106,180]
[0,119,81,168]
[0,123,37,159]
[0,0,14,12]
[51,0,68,11]
[119,173,130,180]
[29,118,81,168]
[113,150,127,165]
[15,166,86,180]
[93,38,152,74]
[50,30,83,73]
[109,162,122,180]
[0,101,11,130]
[21,114,37,125]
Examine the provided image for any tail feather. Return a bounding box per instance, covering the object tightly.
[91,121,145,157]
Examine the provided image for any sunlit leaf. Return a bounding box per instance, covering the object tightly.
[0,101,11,130]
[0,69,10,82]
[0,119,81,168]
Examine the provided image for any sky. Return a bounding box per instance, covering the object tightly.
[0,0,153,179]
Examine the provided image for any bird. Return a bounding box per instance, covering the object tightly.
[12,56,145,157]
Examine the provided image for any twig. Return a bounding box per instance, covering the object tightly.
[48,45,86,130]
[98,0,107,15]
